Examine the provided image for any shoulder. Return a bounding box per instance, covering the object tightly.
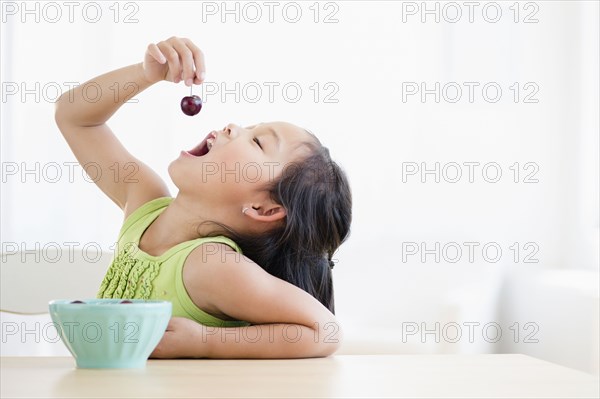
[182,242,257,319]
[184,242,335,327]
[123,185,171,221]
[114,196,172,243]
[183,241,260,300]
[122,195,172,225]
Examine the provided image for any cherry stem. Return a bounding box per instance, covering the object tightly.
[190,85,192,96]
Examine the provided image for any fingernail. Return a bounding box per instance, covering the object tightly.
[199,71,206,81]
[185,78,193,86]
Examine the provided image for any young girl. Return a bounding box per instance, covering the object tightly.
[55,36,352,359]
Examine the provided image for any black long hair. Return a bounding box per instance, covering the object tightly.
[205,135,352,314]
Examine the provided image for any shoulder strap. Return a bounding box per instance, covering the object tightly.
[117,197,173,242]
[190,235,243,255]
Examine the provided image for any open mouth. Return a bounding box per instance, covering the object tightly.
[188,132,216,157]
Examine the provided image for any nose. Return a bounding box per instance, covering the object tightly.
[223,123,241,138]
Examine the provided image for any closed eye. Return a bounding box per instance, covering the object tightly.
[253,137,263,150]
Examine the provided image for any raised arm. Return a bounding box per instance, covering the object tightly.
[54,37,205,215]
[151,243,343,359]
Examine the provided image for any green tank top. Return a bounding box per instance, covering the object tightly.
[97,196,250,328]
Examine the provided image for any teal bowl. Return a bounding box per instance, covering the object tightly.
[49,299,172,369]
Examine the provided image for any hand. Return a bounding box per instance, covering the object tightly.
[150,317,208,359]
[142,36,206,86]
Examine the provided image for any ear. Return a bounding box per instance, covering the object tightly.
[243,204,287,223]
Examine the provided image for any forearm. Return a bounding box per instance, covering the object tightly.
[201,323,343,359]
[55,62,155,127]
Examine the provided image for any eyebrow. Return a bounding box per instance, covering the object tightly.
[248,123,281,152]
[264,126,281,151]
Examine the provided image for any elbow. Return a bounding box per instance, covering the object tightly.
[312,320,344,358]
[317,341,341,358]
[54,89,80,129]
[312,340,341,358]
[54,93,69,130]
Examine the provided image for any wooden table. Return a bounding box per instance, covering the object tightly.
[1,355,598,398]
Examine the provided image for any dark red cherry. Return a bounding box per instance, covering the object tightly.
[120,300,133,304]
[181,95,202,116]
[70,300,85,304]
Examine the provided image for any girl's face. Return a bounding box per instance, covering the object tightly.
[169,121,313,209]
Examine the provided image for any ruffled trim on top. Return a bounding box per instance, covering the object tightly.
[97,244,160,299]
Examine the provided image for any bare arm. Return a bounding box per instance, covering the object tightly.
[55,62,154,127]
[152,243,343,359]
[54,37,206,213]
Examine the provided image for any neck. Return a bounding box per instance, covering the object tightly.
[141,193,232,253]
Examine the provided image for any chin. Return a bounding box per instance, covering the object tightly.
[167,160,188,192]
[167,159,177,182]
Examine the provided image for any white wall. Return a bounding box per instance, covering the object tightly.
[1,1,598,373]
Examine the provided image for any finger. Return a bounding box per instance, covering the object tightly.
[147,43,166,64]
[150,342,167,358]
[183,38,207,84]
[172,38,195,87]
[165,318,176,331]
[157,41,182,83]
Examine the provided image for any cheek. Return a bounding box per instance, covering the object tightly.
[217,144,249,164]
[214,146,261,183]
[168,159,250,199]
[167,145,276,197]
